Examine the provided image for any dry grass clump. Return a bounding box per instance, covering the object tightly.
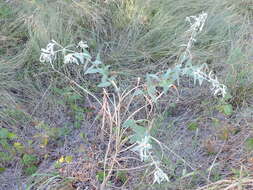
[198,176,253,190]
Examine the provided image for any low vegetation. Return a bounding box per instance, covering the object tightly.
[0,0,252,189]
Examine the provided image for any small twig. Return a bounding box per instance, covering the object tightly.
[207,141,226,181]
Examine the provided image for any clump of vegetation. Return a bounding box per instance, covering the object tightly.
[0,0,252,189]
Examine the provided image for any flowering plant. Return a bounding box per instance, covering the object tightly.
[38,12,227,186]
[39,40,113,87]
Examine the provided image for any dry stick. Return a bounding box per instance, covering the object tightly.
[144,95,153,119]
[100,91,108,142]
[207,141,225,181]
[151,137,211,183]
[100,92,113,189]
[101,87,132,189]
[125,104,150,123]
[118,140,137,154]
[100,90,120,189]
[104,163,153,172]
[224,178,253,190]
[197,178,253,190]
[122,78,142,114]
[110,84,121,155]
[116,97,122,154]
[117,156,142,162]
[122,86,142,117]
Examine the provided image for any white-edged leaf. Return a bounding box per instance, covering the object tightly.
[123,119,136,129]
[97,81,111,88]
[85,67,101,74]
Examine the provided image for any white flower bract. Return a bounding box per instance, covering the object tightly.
[186,12,208,34]
[182,12,208,61]
[180,12,227,98]
[132,135,152,162]
[153,167,169,184]
[64,53,77,65]
[132,135,169,184]
[78,41,89,51]
[64,53,85,65]
[208,72,227,97]
[39,41,56,63]
[189,67,227,98]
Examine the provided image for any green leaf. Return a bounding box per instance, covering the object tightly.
[83,51,92,60]
[123,119,148,142]
[147,86,156,101]
[85,67,101,74]
[13,142,24,152]
[223,92,232,101]
[97,81,111,88]
[162,69,171,80]
[0,128,9,139]
[108,76,116,81]
[123,119,136,129]
[0,139,11,150]
[221,104,233,116]
[0,167,5,173]
[159,79,173,93]
[7,132,17,139]
[0,152,12,162]
[67,94,82,102]
[131,124,148,142]
[100,65,110,76]
[172,65,181,84]
[146,76,157,101]
[148,74,160,80]
[96,171,108,183]
[70,104,79,112]
[131,123,146,135]
[93,54,102,65]
[24,165,37,176]
[22,154,37,166]
[187,122,198,131]
[72,53,85,65]
[245,138,253,151]
[116,171,128,183]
